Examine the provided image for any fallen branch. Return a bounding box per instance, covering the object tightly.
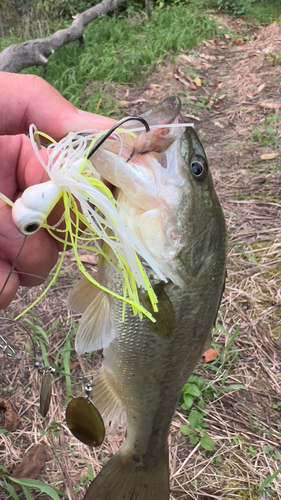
[0,0,127,73]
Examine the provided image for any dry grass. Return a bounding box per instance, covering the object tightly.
[1,17,281,500]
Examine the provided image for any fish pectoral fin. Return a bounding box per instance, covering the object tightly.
[140,282,175,339]
[74,290,116,354]
[91,365,126,429]
[83,448,169,500]
[67,276,100,314]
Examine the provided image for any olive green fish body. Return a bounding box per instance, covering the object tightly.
[69,97,227,500]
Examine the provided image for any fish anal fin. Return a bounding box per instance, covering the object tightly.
[74,290,115,354]
[91,365,126,429]
[83,447,169,500]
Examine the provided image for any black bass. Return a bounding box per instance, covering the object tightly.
[68,97,227,500]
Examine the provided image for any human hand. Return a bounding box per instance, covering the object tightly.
[0,72,116,309]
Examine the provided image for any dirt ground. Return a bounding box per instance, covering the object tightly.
[1,14,281,500]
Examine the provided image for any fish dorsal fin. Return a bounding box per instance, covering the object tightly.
[74,289,116,354]
[67,276,99,314]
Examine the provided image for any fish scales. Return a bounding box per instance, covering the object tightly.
[68,97,227,500]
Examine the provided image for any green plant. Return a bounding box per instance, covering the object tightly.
[181,375,207,410]
[180,409,215,452]
[262,445,281,461]
[257,467,281,494]
[248,0,281,24]
[80,463,95,487]
[180,375,215,451]
[248,445,257,458]
[0,465,66,500]
[217,0,250,16]
[250,114,281,148]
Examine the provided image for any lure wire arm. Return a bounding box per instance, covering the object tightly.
[0,316,94,390]
[0,316,36,361]
[87,116,150,159]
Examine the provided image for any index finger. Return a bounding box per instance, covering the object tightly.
[0,72,116,139]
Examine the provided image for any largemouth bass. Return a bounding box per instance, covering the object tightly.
[68,97,227,500]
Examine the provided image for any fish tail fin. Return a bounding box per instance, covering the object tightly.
[83,448,169,500]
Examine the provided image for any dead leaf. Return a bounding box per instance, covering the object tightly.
[260,152,281,160]
[183,113,200,121]
[202,62,212,69]
[224,34,230,39]
[193,76,201,87]
[178,54,195,65]
[214,121,224,129]
[173,73,190,88]
[70,254,99,265]
[250,83,266,97]
[0,399,21,431]
[231,38,244,46]
[202,347,219,363]
[145,84,162,90]
[120,99,149,107]
[125,88,129,98]
[257,102,281,110]
[199,52,217,61]
[12,444,48,492]
[69,361,81,371]
[257,83,266,94]
[189,81,197,91]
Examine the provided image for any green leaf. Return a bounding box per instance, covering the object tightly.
[197,377,207,390]
[180,425,191,436]
[183,383,201,397]
[189,434,199,445]
[3,479,21,500]
[183,394,194,409]
[188,410,203,429]
[201,422,209,429]
[0,429,8,435]
[197,400,205,410]
[200,434,215,452]
[0,464,10,475]
[257,467,281,493]
[22,485,34,500]
[8,478,66,499]
[219,384,246,393]
[181,403,188,411]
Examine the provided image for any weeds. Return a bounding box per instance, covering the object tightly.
[248,0,281,24]
[0,465,66,500]
[15,4,217,114]
[250,114,281,148]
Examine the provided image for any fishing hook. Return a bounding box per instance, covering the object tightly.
[87,116,150,159]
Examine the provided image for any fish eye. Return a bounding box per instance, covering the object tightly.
[24,223,40,234]
[190,156,208,182]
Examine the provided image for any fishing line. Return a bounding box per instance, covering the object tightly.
[0,235,27,299]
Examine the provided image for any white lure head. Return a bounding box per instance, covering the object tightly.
[12,180,62,235]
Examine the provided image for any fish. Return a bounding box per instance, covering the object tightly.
[68,96,227,500]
